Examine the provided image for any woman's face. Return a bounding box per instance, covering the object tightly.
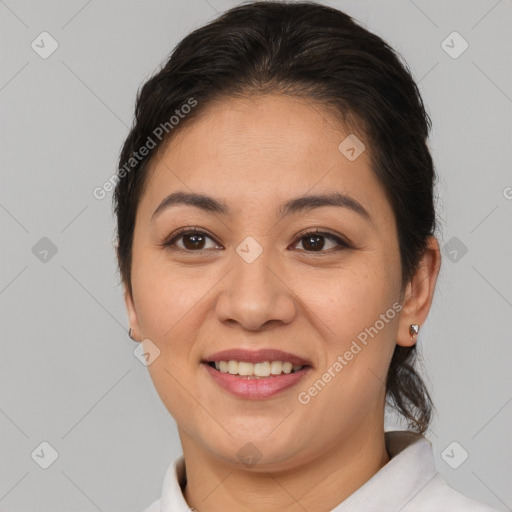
[125,94,409,470]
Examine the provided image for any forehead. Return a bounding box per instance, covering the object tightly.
[138,94,391,224]
[166,94,352,168]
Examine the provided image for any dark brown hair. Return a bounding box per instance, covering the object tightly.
[113,0,438,434]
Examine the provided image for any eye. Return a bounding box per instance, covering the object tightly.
[290,229,351,253]
[162,228,222,252]
[161,227,351,253]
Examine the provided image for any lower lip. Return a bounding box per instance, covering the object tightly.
[202,363,312,399]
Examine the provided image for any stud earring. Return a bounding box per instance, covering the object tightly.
[409,323,420,342]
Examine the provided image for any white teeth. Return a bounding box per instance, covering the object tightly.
[270,361,283,375]
[254,362,271,377]
[227,360,238,374]
[211,360,304,377]
[238,361,253,376]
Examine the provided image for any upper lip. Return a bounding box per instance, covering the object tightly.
[203,348,312,367]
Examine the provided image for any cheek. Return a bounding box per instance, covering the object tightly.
[294,258,398,341]
[131,248,214,339]
[293,257,399,397]
[130,249,219,415]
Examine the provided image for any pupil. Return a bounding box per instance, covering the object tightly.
[303,235,324,251]
[184,233,205,250]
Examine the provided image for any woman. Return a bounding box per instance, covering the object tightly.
[113,2,499,511]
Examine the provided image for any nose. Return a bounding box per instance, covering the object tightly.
[215,250,297,331]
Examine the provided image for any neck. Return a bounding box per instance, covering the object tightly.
[179,420,390,512]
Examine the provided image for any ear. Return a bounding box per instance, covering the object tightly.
[397,236,442,348]
[124,286,142,342]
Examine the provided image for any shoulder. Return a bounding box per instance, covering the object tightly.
[140,498,160,512]
[381,431,500,512]
[406,472,500,512]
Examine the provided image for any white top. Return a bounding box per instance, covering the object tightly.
[142,430,499,511]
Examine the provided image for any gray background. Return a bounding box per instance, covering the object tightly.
[1,0,511,510]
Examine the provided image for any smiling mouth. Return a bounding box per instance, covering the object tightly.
[206,360,311,379]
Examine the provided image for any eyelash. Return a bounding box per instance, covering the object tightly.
[161,227,352,253]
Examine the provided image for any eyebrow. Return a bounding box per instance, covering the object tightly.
[151,190,372,223]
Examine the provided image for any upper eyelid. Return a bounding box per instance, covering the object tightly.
[165,227,219,243]
[293,228,348,243]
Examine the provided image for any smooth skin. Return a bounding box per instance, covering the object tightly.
[124,94,441,512]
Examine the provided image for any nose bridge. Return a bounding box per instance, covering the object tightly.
[215,241,296,330]
[234,245,276,295]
